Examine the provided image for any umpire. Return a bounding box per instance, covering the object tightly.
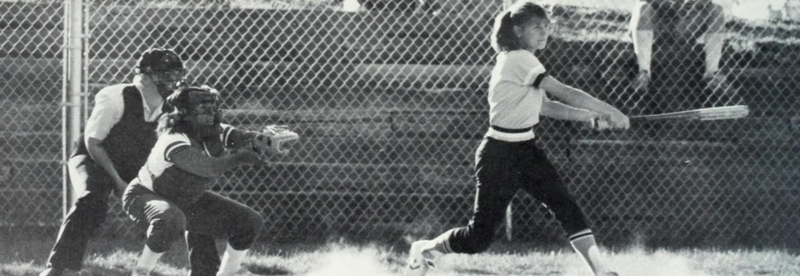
[39,48,219,276]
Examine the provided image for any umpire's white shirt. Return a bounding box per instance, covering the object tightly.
[487,50,547,141]
[84,76,163,145]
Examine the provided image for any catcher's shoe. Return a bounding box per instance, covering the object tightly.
[132,267,152,276]
[405,240,439,276]
[39,267,81,276]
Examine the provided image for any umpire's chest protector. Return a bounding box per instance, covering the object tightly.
[101,86,159,181]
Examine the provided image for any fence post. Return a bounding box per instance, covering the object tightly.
[62,0,83,218]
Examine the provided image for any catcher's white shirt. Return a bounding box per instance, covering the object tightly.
[487,50,547,141]
[135,124,238,204]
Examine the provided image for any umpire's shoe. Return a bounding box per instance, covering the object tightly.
[39,267,81,276]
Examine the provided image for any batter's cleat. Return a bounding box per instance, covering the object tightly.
[405,240,439,276]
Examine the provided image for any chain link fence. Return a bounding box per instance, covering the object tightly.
[3,0,798,248]
[0,1,65,232]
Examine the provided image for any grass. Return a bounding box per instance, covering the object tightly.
[2,230,798,276]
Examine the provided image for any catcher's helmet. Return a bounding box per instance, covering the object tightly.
[137,48,184,74]
[165,85,220,115]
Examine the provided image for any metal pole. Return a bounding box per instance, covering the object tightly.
[82,0,90,125]
[62,0,83,218]
[61,0,70,220]
[69,0,83,200]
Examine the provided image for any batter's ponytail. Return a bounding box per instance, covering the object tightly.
[489,1,551,53]
[491,10,516,53]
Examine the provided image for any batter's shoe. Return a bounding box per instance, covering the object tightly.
[405,240,437,276]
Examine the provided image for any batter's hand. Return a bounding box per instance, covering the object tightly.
[591,117,613,131]
[608,112,630,130]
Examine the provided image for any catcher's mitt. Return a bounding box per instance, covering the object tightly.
[253,125,299,155]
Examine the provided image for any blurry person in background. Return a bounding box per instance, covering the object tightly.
[630,0,742,113]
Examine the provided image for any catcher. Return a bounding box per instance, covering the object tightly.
[122,85,298,276]
[39,48,229,276]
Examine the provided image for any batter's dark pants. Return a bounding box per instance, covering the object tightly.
[446,137,590,254]
[43,155,223,275]
[122,184,264,271]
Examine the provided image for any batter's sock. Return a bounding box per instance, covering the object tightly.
[429,229,456,255]
[134,244,164,276]
[216,244,248,276]
[569,229,610,276]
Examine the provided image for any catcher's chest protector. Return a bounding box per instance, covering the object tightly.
[103,87,160,180]
[73,86,159,182]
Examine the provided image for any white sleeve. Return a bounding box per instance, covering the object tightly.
[84,89,124,142]
[162,133,192,162]
[502,51,548,87]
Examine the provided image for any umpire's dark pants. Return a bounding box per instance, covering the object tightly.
[44,155,224,275]
[446,137,590,254]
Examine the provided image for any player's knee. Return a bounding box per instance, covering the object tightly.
[74,190,108,209]
[147,219,185,252]
[162,208,187,234]
[72,191,109,223]
[549,200,590,234]
[244,208,265,234]
[229,209,264,250]
[147,211,187,252]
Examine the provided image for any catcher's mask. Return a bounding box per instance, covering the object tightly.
[165,86,222,138]
[136,48,186,97]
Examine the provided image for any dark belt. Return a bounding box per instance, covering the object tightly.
[491,125,533,133]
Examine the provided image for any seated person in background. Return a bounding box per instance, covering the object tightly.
[630,0,741,113]
[123,86,269,276]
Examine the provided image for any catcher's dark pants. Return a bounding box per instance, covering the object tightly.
[445,137,590,254]
[43,155,223,275]
[122,183,263,269]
